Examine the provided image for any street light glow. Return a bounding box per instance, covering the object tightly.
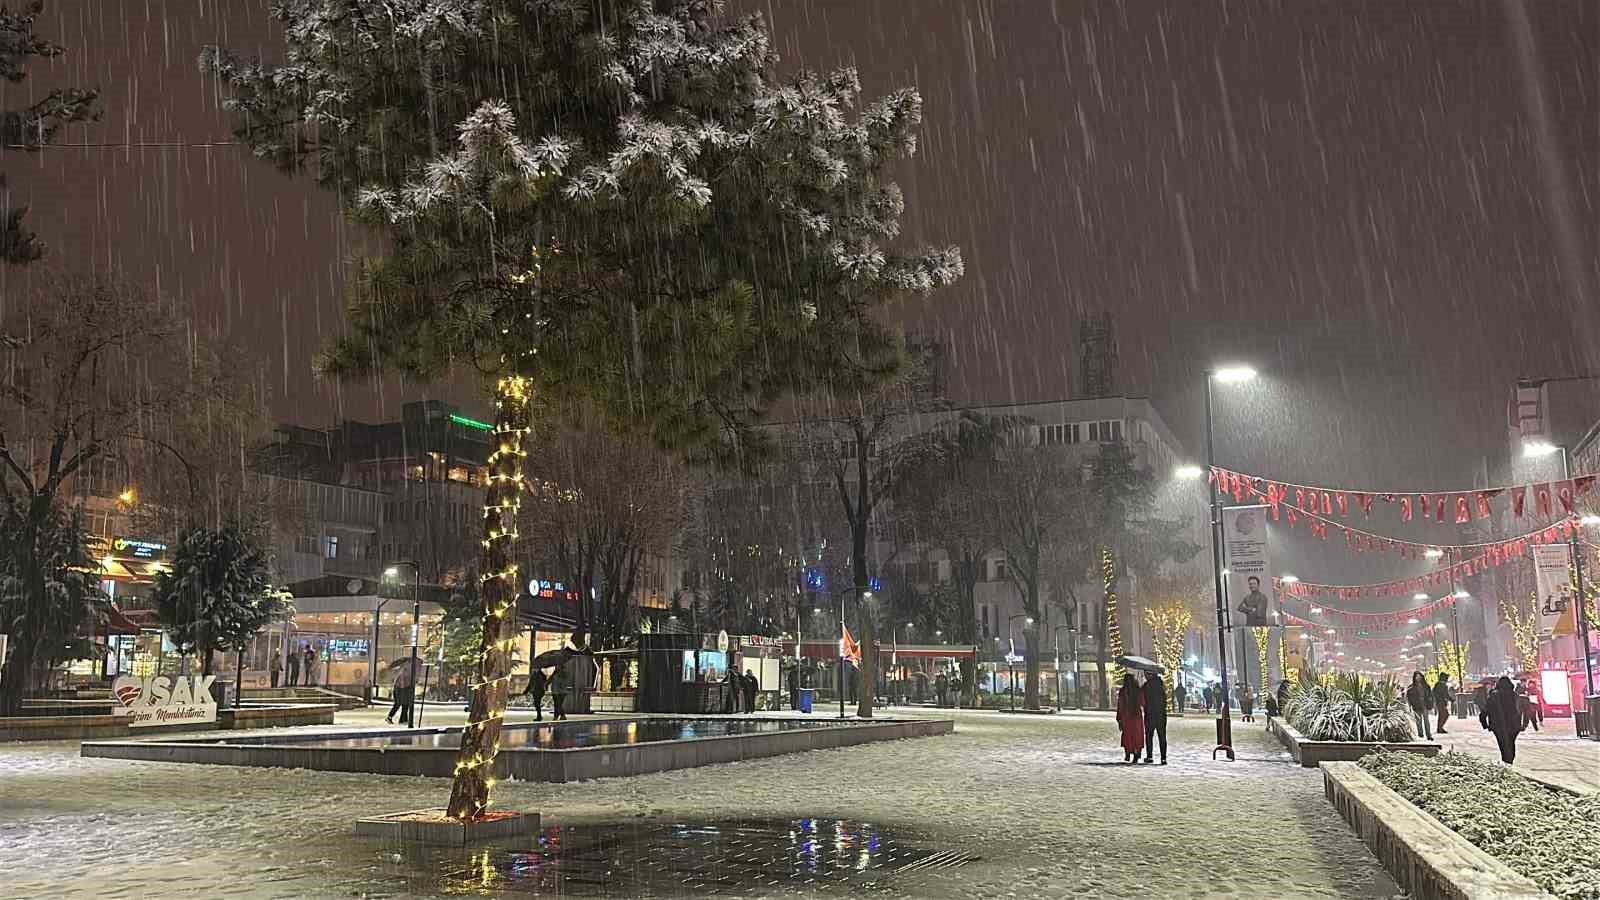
[1174,464,1204,480]
[384,566,399,578]
[1280,574,1300,584]
[1522,439,1560,458]
[1424,549,1444,559]
[1582,514,1600,526]
[1413,593,1428,601]
[1212,366,1258,384]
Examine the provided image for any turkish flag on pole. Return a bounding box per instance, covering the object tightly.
[840,626,861,666]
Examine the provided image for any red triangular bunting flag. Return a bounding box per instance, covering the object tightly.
[1455,495,1472,524]
[1536,483,1553,518]
[1556,480,1574,513]
[1336,492,1348,516]
[1513,486,1527,517]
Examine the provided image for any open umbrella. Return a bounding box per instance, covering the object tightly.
[1117,655,1165,674]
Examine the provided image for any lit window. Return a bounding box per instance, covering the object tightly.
[324,535,339,559]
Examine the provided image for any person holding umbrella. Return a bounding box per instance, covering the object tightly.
[1142,669,1169,764]
[1116,671,1145,763]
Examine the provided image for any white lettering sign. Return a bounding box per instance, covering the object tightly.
[111,674,218,728]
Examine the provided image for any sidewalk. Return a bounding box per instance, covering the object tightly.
[1430,716,1600,794]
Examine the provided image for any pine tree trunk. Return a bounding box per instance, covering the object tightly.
[1023,581,1041,710]
[446,376,531,821]
[853,517,874,719]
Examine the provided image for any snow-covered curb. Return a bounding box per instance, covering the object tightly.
[1270,716,1440,768]
[1322,762,1548,899]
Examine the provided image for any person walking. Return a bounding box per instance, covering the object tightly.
[269,651,282,688]
[1142,671,1169,764]
[1172,678,1187,716]
[1407,671,1433,740]
[1116,672,1145,764]
[935,672,949,709]
[1238,682,1255,723]
[286,645,301,687]
[302,644,318,688]
[1516,681,1542,732]
[1275,679,1291,717]
[1485,675,1523,764]
[1432,672,1453,735]
[522,669,549,721]
[550,666,572,721]
[386,655,418,725]
[787,664,800,712]
[1203,684,1215,713]
[1474,682,1491,730]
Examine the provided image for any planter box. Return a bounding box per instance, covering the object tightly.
[355,808,538,845]
[1269,717,1441,768]
[217,704,337,730]
[1321,763,1547,900]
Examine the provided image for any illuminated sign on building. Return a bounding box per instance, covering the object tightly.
[89,536,168,561]
[527,578,580,602]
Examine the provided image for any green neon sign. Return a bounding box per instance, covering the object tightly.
[449,414,493,432]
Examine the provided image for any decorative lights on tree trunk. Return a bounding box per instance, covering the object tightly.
[446,375,531,821]
[1253,627,1270,695]
[1102,548,1123,684]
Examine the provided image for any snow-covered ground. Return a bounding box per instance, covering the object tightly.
[1428,714,1600,794]
[0,708,1406,898]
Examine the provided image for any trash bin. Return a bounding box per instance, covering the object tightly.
[798,688,815,714]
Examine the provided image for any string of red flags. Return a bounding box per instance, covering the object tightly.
[1269,519,1572,599]
[1283,613,1440,643]
[1208,466,1595,525]
[1281,593,1458,629]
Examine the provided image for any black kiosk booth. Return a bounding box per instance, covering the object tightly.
[639,631,784,713]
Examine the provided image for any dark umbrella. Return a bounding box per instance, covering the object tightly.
[1117,655,1165,674]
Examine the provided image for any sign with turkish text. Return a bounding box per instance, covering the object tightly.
[1223,505,1273,628]
[111,674,217,727]
[1532,543,1572,634]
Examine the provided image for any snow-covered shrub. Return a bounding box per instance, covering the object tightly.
[1285,672,1414,742]
[1361,750,1600,900]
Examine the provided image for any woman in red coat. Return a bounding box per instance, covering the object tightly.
[1116,672,1145,763]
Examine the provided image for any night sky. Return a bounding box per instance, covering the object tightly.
[4,0,1596,504]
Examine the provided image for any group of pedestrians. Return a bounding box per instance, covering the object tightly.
[1115,671,1169,764]
[1404,671,1455,740]
[725,670,759,713]
[267,643,320,688]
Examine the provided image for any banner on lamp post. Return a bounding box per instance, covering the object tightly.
[1224,505,1273,628]
[1532,543,1572,635]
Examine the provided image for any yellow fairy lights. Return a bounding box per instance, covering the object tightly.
[1253,627,1270,694]
[446,375,534,821]
[1102,548,1124,684]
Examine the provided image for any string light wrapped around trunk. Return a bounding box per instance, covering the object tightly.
[446,375,531,821]
[1102,548,1124,684]
[1253,627,1270,694]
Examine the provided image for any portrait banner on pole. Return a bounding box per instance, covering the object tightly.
[1532,543,1573,635]
[1224,505,1273,628]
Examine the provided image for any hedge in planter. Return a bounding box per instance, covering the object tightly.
[1285,672,1414,742]
[1360,750,1600,900]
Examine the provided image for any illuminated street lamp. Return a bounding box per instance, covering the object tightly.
[1174,464,1204,480]
[1203,364,1258,761]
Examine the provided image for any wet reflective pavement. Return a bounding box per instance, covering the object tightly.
[184,718,854,751]
[362,819,973,897]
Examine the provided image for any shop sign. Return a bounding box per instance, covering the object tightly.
[89,535,168,560]
[527,578,579,601]
[717,630,730,653]
[744,635,782,648]
[1003,652,1024,664]
[111,674,217,727]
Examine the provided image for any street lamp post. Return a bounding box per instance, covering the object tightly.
[1006,613,1032,713]
[833,588,870,720]
[1053,624,1074,712]
[1205,366,1254,761]
[384,561,422,728]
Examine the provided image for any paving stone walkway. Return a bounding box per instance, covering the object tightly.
[0,707,1403,898]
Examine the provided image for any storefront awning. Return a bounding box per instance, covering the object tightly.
[105,604,144,635]
[781,640,978,660]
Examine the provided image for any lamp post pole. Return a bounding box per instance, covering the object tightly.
[386,561,422,728]
[1558,447,1597,705]
[1205,372,1236,760]
[1007,614,1031,713]
[1053,624,1073,712]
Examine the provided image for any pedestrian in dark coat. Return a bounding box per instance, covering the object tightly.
[1116,673,1145,763]
[787,664,800,711]
[1432,672,1453,734]
[743,670,758,712]
[550,668,572,720]
[1485,676,1522,764]
[1406,672,1433,739]
[1473,683,1490,730]
[1516,681,1542,732]
[1172,679,1187,715]
[286,646,301,686]
[1142,671,1168,764]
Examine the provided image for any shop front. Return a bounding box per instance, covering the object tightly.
[639,631,786,714]
[268,593,447,700]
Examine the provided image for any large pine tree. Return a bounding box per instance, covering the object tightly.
[0,1,98,264]
[209,0,959,819]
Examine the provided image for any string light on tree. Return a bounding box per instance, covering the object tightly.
[1102,548,1124,683]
